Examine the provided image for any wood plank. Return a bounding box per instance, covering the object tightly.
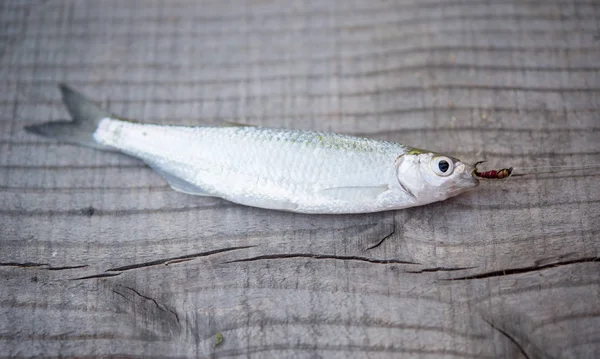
[1,0,599,358]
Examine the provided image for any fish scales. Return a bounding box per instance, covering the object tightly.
[95,120,405,212]
[25,85,479,214]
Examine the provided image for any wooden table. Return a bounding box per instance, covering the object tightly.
[1,1,599,358]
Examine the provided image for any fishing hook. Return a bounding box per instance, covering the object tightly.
[472,161,513,179]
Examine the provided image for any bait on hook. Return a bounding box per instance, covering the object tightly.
[472,161,513,179]
[472,162,600,179]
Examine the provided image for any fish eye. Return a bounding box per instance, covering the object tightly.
[431,156,454,176]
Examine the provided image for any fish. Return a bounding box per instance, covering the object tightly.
[25,84,480,214]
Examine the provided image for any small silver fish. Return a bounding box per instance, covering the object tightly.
[26,85,479,214]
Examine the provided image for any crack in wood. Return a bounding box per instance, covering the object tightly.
[449,257,600,280]
[224,253,418,265]
[106,246,254,272]
[0,262,47,268]
[482,318,531,359]
[73,272,121,280]
[111,289,130,302]
[119,285,180,324]
[366,218,395,250]
[406,266,477,273]
[533,252,577,267]
[72,246,254,280]
[0,262,88,271]
[46,265,88,271]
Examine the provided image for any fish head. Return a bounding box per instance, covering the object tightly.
[395,150,479,204]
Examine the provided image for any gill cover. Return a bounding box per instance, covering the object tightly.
[395,152,479,203]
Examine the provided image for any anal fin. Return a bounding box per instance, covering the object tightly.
[148,165,213,197]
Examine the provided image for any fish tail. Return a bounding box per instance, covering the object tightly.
[25,84,118,150]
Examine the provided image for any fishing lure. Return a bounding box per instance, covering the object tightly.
[472,161,513,179]
[26,85,495,214]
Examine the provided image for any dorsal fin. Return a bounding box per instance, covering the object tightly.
[222,121,255,127]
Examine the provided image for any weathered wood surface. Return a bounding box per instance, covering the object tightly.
[1,0,599,358]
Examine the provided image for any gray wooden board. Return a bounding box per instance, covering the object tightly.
[1,0,599,358]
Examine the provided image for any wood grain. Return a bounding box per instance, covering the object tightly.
[1,0,599,358]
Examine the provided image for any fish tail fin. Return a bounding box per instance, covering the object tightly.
[25,84,116,150]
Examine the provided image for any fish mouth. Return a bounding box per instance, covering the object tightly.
[458,164,480,188]
[447,174,478,198]
[463,174,480,188]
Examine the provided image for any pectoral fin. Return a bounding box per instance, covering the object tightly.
[319,185,389,201]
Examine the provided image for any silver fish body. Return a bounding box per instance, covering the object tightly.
[27,85,479,214]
